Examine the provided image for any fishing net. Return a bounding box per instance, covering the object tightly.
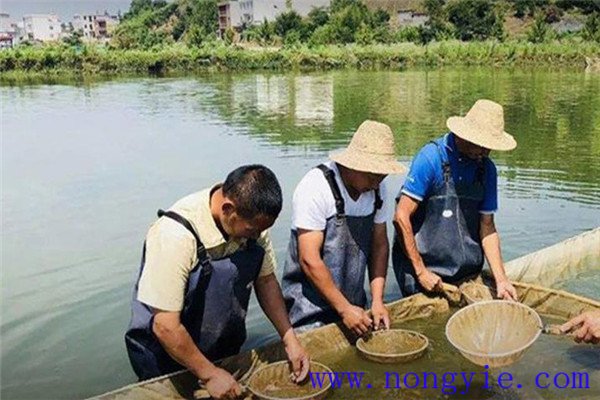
[356,329,428,364]
[93,283,600,400]
[502,228,599,287]
[460,281,496,304]
[445,300,542,368]
[246,361,331,400]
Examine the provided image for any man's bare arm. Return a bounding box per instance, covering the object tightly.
[297,229,372,335]
[393,195,442,291]
[369,222,390,328]
[152,310,241,399]
[393,195,425,275]
[480,214,516,301]
[254,273,310,381]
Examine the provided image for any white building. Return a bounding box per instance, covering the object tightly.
[218,1,243,35]
[73,15,91,38]
[397,10,429,28]
[0,13,26,48]
[0,13,15,48]
[551,15,584,34]
[255,0,330,21]
[23,14,62,42]
[73,12,119,41]
[218,0,330,36]
[0,13,12,32]
[94,14,119,38]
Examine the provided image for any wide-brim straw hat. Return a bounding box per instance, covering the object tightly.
[329,120,406,175]
[446,99,517,151]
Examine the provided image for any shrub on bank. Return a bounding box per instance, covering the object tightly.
[1,40,598,75]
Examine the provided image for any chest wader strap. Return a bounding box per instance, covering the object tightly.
[318,164,384,216]
[476,162,485,186]
[430,140,451,183]
[157,209,212,275]
[317,164,346,217]
[374,188,383,211]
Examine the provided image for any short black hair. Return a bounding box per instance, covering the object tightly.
[222,165,282,219]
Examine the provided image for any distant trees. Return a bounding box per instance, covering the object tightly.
[113,0,217,49]
[582,12,600,42]
[446,0,505,41]
[514,0,549,18]
[527,13,553,43]
[418,0,455,43]
[109,0,600,50]
[242,19,276,45]
[555,0,599,14]
[63,29,83,47]
[418,0,504,43]
[269,1,392,45]
[274,10,304,39]
[188,0,218,38]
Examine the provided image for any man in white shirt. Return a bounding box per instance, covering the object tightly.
[125,165,309,400]
[282,121,406,335]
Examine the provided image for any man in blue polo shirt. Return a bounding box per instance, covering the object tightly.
[393,99,518,300]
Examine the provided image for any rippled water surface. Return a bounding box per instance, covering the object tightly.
[2,68,599,399]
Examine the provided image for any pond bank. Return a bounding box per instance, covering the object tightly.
[1,40,599,79]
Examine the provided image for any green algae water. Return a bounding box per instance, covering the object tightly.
[2,67,599,399]
[317,313,600,399]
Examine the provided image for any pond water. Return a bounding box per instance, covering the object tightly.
[1,68,599,399]
[319,312,600,399]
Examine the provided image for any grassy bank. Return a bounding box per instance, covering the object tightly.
[1,40,598,78]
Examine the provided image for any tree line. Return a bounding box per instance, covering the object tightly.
[58,0,600,49]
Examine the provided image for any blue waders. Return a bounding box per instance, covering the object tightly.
[282,164,382,331]
[125,209,264,380]
[393,141,485,297]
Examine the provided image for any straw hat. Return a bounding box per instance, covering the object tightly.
[329,120,406,175]
[446,99,517,151]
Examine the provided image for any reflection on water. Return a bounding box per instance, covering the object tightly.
[294,75,334,126]
[198,69,600,205]
[1,68,599,400]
